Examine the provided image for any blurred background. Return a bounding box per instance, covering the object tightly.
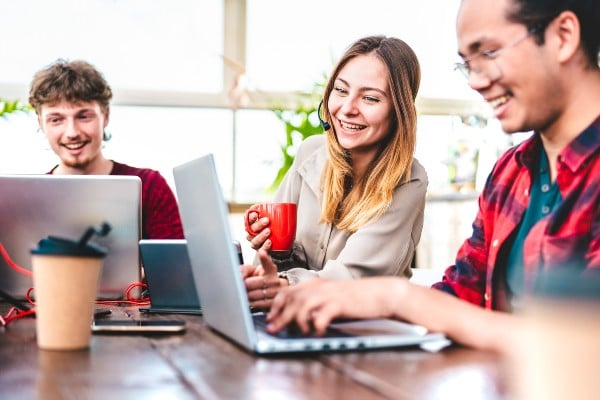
[0,0,532,271]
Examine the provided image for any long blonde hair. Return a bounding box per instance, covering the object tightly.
[319,36,421,233]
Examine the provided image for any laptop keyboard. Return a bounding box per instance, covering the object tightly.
[252,313,351,339]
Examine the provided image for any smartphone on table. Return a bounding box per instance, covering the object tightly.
[91,320,186,334]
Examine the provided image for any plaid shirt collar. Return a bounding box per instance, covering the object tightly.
[514,114,600,173]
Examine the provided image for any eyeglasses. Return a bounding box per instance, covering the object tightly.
[454,27,538,81]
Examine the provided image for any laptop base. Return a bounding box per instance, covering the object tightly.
[139,307,202,315]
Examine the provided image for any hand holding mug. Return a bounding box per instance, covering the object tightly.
[244,202,297,255]
[244,205,270,251]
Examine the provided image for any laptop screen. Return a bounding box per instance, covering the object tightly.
[0,175,141,299]
[139,239,201,310]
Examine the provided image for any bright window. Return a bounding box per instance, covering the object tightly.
[0,0,504,203]
[246,0,478,100]
[0,0,223,93]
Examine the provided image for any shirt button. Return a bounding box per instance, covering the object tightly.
[492,240,499,248]
[484,292,490,301]
[541,184,550,192]
[542,205,550,214]
[320,244,324,249]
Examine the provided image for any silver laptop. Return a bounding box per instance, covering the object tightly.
[0,174,141,299]
[138,239,202,315]
[173,153,447,354]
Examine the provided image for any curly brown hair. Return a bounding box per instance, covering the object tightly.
[28,59,113,115]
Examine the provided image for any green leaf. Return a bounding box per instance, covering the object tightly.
[266,74,329,193]
[0,98,32,118]
[267,104,324,193]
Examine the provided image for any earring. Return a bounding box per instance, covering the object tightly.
[103,130,112,141]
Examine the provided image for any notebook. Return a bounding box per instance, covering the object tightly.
[0,174,141,299]
[173,153,448,354]
[138,239,202,315]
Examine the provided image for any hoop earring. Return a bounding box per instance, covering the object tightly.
[103,130,112,141]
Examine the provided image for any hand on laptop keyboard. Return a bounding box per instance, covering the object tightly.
[253,312,349,339]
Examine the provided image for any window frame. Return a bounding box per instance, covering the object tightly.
[0,0,492,204]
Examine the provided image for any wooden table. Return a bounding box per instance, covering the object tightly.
[0,304,506,399]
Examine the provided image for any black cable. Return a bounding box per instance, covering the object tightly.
[0,288,30,311]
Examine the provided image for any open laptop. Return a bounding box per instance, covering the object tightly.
[173,153,448,354]
[0,175,141,300]
[139,238,246,315]
[138,239,202,315]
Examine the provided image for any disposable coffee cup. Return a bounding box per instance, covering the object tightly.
[32,234,107,350]
[510,270,600,400]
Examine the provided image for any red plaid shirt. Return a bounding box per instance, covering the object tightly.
[433,115,600,310]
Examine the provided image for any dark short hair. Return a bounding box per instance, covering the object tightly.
[506,0,599,67]
[28,59,113,115]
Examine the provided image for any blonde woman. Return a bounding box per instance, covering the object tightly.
[243,35,427,309]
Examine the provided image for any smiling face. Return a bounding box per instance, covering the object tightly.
[456,0,563,134]
[39,100,108,173]
[327,53,393,165]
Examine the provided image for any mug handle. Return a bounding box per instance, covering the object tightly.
[244,208,260,237]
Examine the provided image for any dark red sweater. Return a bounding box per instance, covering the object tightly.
[110,162,184,239]
[48,161,184,239]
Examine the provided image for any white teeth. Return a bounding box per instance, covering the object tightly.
[489,95,511,109]
[64,142,85,150]
[340,121,365,130]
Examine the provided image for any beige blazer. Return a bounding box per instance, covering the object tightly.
[273,135,427,285]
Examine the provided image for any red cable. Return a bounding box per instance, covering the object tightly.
[0,242,149,326]
[0,307,36,327]
[95,282,150,306]
[2,281,149,327]
[0,243,33,277]
[1,243,150,306]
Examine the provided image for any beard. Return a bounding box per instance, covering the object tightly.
[58,147,99,172]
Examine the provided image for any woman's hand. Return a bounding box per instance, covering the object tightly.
[243,249,288,309]
[245,205,272,252]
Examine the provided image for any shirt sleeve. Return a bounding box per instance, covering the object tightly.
[141,171,184,239]
[432,184,489,307]
[586,202,600,271]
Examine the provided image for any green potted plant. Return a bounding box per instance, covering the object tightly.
[267,80,326,193]
[267,105,323,192]
[0,98,31,117]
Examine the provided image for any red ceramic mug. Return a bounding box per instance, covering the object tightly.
[244,203,297,253]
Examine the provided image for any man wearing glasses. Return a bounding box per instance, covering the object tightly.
[264,0,600,352]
